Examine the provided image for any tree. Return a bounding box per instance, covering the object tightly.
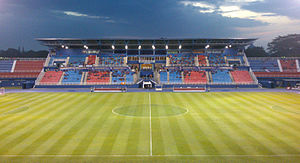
[245,45,268,57]
[267,34,300,57]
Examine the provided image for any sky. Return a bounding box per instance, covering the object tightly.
[0,0,300,50]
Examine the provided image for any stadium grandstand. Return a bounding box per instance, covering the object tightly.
[30,38,260,90]
[1,38,300,90]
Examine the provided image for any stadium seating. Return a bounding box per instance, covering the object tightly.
[68,55,86,66]
[169,53,194,65]
[48,54,68,66]
[99,55,124,66]
[169,70,182,83]
[198,55,207,66]
[230,71,253,84]
[184,70,207,84]
[160,71,168,83]
[280,59,297,72]
[86,71,110,83]
[40,71,63,84]
[211,69,232,83]
[208,53,226,66]
[87,55,96,65]
[248,58,280,72]
[0,60,14,72]
[0,72,40,78]
[14,60,44,72]
[61,70,83,84]
[111,69,131,84]
[254,72,300,78]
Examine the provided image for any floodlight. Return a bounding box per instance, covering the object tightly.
[152,45,155,50]
[65,46,69,49]
[179,44,182,49]
[112,45,115,49]
[125,45,128,50]
[165,45,168,50]
[205,45,210,49]
[225,46,228,49]
[229,44,232,48]
[138,45,141,50]
[61,45,64,48]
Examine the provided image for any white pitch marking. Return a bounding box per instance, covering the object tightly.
[149,93,153,156]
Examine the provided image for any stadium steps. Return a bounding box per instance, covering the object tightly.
[58,72,64,85]
[277,59,283,72]
[194,56,199,66]
[11,60,16,72]
[297,60,300,72]
[181,71,184,83]
[80,72,85,85]
[206,71,210,83]
[229,71,235,84]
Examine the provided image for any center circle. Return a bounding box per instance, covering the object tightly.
[113,104,188,117]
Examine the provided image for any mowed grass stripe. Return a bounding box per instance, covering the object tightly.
[236,93,300,141]
[66,93,120,155]
[169,93,213,155]
[217,93,290,154]
[43,93,107,154]
[0,93,50,118]
[150,93,166,155]
[5,93,88,155]
[193,93,259,155]
[97,93,138,155]
[0,93,63,143]
[14,93,91,155]
[112,93,140,155]
[81,94,127,155]
[256,93,300,126]
[152,93,180,155]
[69,93,114,155]
[204,93,275,155]
[182,93,245,155]
[213,93,286,155]
[164,93,193,155]
[0,93,38,111]
[59,93,113,154]
[234,93,300,154]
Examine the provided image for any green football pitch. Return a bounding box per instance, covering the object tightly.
[0,92,300,162]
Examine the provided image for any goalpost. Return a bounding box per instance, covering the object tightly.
[0,87,5,95]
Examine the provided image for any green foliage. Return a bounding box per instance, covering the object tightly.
[245,45,268,57]
[267,34,300,57]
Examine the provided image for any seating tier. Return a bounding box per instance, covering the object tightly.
[40,71,63,84]
[230,71,253,84]
[184,71,207,84]
[86,71,110,83]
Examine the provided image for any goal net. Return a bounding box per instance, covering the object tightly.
[0,87,5,95]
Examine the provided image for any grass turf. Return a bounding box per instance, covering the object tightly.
[0,92,300,162]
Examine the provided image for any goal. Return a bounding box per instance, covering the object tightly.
[0,87,5,95]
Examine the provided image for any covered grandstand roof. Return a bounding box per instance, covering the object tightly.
[36,38,256,49]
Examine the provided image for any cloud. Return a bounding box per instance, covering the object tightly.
[52,10,115,23]
[179,0,300,46]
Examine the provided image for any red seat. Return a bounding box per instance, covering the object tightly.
[254,72,300,78]
[230,71,253,83]
[198,55,207,66]
[0,72,40,78]
[280,59,297,72]
[40,71,63,84]
[14,60,45,72]
[86,71,110,83]
[87,55,96,65]
[184,71,207,84]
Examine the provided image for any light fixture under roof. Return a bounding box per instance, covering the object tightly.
[138,45,141,50]
[225,46,228,49]
[112,45,115,50]
[205,44,210,49]
[165,45,168,50]
[152,45,155,50]
[65,46,69,49]
[125,45,128,50]
[179,44,182,49]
